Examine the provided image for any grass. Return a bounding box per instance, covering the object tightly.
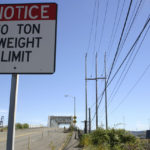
[49,141,56,150]
[60,132,73,150]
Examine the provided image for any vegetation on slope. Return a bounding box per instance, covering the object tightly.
[79,128,150,150]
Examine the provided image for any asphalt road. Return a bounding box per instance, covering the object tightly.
[64,132,82,150]
[0,128,69,150]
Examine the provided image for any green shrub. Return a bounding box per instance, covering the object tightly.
[80,134,91,147]
[22,123,29,129]
[80,128,140,150]
[90,128,109,145]
[116,129,136,144]
[107,129,120,147]
[15,123,29,129]
[83,145,110,150]
[16,123,23,129]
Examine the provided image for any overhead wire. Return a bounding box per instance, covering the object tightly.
[91,15,150,123]
[96,0,126,116]
[85,0,99,125]
[86,0,97,55]
[108,47,136,103]
[115,0,144,63]
[107,15,150,87]
[97,0,110,55]
[94,0,133,121]
[107,0,121,59]
[90,0,100,76]
[90,0,149,126]
[108,23,150,106]
[107,0,126,60]
[111,62,150,114]
[90,0,110,123]
[108,0,144,102]
[93,0,100,54]
[107,0,133,82]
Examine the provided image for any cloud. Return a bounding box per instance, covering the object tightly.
[135,121,148,131]
[0,109,8,114]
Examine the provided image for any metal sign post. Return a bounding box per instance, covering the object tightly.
[6,74,19,150]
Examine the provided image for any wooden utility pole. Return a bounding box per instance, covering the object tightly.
[89,108,91,133]
[86,52,105,129]
[95,53,98,129]
[85,53,88,133]
[104,53,108,130]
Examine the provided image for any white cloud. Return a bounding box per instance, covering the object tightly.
[0,109,8,114]
[135,121,148,131]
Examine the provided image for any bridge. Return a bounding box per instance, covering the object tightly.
[48,116,73,128]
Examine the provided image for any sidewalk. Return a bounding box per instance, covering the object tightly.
[64,132,82,150]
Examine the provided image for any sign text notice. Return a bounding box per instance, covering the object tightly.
[0,3,57,74]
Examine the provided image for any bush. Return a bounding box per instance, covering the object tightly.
[90,128,109,145]
[79,134,91,147]
[16,123,23,129]
[22,123,29,129]
[107,129,136,147]
[80,128,139,150]
[15,123,29,129]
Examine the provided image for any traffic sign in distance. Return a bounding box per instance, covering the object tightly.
[73,116,77,119]
[73,120,77,124]
[0,3,57,74]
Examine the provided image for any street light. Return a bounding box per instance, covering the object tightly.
[64,95,76,123]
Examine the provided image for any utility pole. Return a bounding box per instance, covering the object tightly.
[89,108,91,133]
[104,53,108,130]
[95,53,98,129]
[85,53,88,133]
[86,52,105,130]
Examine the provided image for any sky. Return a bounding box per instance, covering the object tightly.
[0,0,150,131]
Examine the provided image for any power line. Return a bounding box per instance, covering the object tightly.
[124,0,141,35]
[91,16,150,123]
[107,0,133,82]
[90,1,149,127]
[93,0,134,121]
[108,16,150,87]
[108,46,137,105]
[107,0,121,58]
[108,23,150,106]
[97,0,110,55]
[93,0,100,54]
[90,0,100,76]
[116,0,143,62]
[91,90,105,123]
[107,0,126,60]
[91,0,110,120]
[111,63,150,114]
[86,0,97,55]
[108,0,145,104]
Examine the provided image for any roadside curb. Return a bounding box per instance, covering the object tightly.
[59,132,73,150]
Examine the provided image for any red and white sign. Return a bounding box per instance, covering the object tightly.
[0,3,57,74]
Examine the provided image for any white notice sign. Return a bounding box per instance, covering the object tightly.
[0,3,57,74]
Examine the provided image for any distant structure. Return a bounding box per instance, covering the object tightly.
[48,116,73,128]
[29,124,44,128]
[146,130,150,139]
[0,116,4,132]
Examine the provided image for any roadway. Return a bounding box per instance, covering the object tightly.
[0,128,69,150]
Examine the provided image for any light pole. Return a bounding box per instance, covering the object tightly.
[64,95,76,124]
